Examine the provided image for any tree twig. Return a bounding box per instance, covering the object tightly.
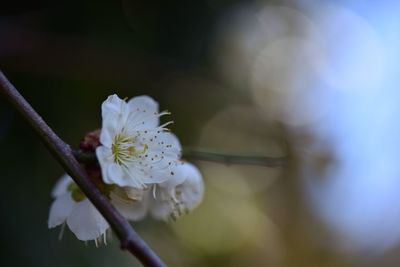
[0,70,166,267]
[183,148,287,167]
[73,147,288,167]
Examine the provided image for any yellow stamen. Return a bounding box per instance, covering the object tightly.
[111,133,148,165]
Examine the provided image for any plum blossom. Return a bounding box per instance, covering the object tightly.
[48,174,109,242]
[96,95,182,189]
[48,174,148,243]
[149,162,205,221]
[48,94,204,244]
[109,186,149,221]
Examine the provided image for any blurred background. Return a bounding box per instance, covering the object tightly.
[2,0,400,266]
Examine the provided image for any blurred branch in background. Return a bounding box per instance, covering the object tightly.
[73,147,288,167]
[184,147,287,167]
[0,70,165,267]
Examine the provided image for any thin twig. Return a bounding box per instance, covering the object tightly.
[183,148,287,167]
[73,148,287,167]
[0,70,166,267]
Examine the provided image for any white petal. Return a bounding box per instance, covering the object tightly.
[150,132,182,156]
[96,146,144,189]
[110,186,144,201]
[141,132,182,163]
[97,146,146,188]
[51,174,73,198]
[158,162,186,189]
[113,164,144,188]
[102,94,127,115]
[149,197,174,221]
[143,161,183,185]
[96,146,117,184]
[107,163,126,185]
[149,162,204,221]
[66,199,109,241]
[130,132,182,185]
[125,164,168,186]
[124,187,145,200]
[48,193,75,228]
[150,181,183,221]
[126,95,160,130]
[111,189,149,221]
[179,162,205,210]
[179,162,203,184]
[100,94,128,147]
[95,145,112,163]
[127,95,159,114]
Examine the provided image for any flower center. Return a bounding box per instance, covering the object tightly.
[111,133,148,165]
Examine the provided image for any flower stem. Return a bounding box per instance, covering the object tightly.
[0,70,166,267]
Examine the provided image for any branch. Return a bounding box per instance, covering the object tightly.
[184,148,287,167]
[0,70,166,267]
[73,148,288,167]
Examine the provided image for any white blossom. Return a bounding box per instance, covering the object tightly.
[110,187,148,221]
[96,94,182,189]
[48,174,109,242]
[150,162,204,221]
[48,174,149,242]
[48,95,203,243]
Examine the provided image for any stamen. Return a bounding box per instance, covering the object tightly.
[159,110,171,116]
[103,233,107,245]
[58,222,66,241]
[125,109,170,131]
[159,121,174,129]
[153,185,157,199]
[112,133,146,165]
[138,144,148,154]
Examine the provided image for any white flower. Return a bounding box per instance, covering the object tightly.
[96,94,182,189]
[150,162,205,221]
[110,187,148,221]
[49,174,150,242]
[48,174,109,242]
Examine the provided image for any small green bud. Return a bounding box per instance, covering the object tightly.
[67,182,87,202]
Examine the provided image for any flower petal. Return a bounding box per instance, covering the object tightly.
[126,95,160,130]
[97,142,147,188]
[129,132,182,185]
[124,187,145,200]
[149,162,204,221]
[100,94,128,147]
[141,132,182,160]
[51,174,73,198]
[66,199,109,241]
[178,162,205,210]
[158,162,186,189]
[96,146,117,184]
[48,193,75,228]
[111,189,149,221]
[149,197,173,221]
[111,164,144,188]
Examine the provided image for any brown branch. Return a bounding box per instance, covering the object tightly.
[0,70,166,267]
